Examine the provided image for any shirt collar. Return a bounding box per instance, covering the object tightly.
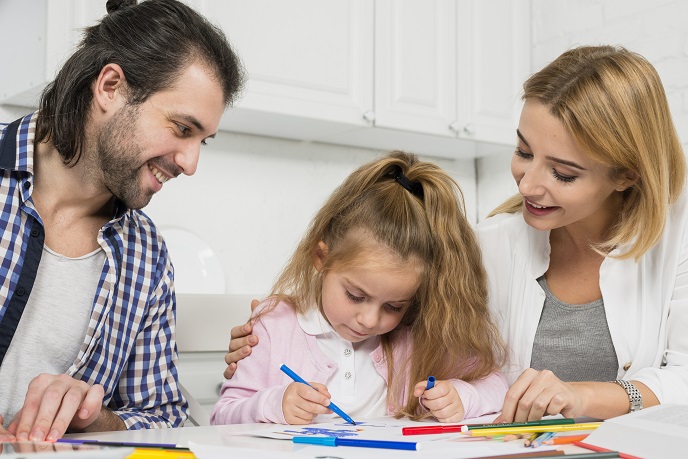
[0,112,38,175]
[297,306,335,336]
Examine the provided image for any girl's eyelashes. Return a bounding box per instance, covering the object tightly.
[384,303,404,313]
[345,290,364,303]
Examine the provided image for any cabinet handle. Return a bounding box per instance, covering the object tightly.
[461,123,475,137]
[362,110,376,123]
[448,121,461,133]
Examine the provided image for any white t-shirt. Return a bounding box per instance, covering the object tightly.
[0,246,105,426]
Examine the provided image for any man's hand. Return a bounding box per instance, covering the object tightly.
[0,415,16,442]
[6,373,122,441]
[223,299,261,379]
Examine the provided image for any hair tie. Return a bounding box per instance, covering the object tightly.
[394,170,424,199]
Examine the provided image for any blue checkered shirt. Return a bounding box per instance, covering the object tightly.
[0,113,187,428]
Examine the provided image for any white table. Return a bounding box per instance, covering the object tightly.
[63,418,597,458]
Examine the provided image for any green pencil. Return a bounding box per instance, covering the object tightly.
[467,418,576,430]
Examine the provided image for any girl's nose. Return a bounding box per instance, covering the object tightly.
[356,305,379,330]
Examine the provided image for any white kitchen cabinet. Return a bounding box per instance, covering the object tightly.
[199,0,375,141]
[0,0,529,158]
[455,0,530,145]
[374,0,529,145]
[373,0,458,138]
[0,0,105,106]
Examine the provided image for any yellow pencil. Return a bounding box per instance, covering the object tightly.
[469,422,602,436]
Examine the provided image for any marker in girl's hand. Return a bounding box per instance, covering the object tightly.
[279,364,357,425]
[425,376,436,390]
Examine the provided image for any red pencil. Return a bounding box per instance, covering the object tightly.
[574,441,644,459]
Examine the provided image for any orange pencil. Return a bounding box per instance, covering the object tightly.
[543,434,589,445]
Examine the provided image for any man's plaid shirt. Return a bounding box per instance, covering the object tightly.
[0,112,187,428]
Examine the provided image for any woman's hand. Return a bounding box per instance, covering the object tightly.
[495,368,585,423]
[412,380,465,422]
[282,382,333,425]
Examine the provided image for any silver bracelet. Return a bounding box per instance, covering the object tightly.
[612,379,643,412]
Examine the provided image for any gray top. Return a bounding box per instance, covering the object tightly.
[530,276,618,382]
[0,246,104,426]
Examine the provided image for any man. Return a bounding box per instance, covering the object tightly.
[0,0,243,441]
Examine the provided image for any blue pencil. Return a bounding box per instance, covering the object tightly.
[531,431,555,448]
[279,363,357,425]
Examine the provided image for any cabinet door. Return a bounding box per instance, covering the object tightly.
[374,0,458,137]
[201,0,374,131]
[455,0,530,145]
[0,0,105,106]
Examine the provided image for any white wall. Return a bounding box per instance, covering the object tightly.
[143,131,476,296]
[477,0,688,220]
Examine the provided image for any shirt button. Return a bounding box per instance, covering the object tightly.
[30,228,40,237]
[16,287,25,296]
[23,182,31,190]
[344,348,352,357]
[623,362,632,371]
[344,371,352,380]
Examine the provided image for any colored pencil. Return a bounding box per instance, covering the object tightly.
[530,431,555,448]
[523,432,539,447]
[542,433,589,445]
[463,451,565,459]
[467,418,576,431]
[575,441,645,459]
[469,422,602,436]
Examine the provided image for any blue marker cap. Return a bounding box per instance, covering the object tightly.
[425,376,436,390]
[293,436,337,446]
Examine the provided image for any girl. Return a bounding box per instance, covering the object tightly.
[210,151,507,425]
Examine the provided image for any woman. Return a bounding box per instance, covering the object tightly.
[224,45,688,422]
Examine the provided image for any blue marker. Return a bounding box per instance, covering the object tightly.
[425,376,436,390]
[280,364,357,425]
[293,436,420,451]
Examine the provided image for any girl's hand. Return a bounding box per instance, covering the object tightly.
[413,380,465,422]
[282,382,333,425]
[494,368,584,423]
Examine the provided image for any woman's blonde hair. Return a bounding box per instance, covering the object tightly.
[264,151,505,420]
[490,45,686,259]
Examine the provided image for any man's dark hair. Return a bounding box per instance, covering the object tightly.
[35,0,244,165]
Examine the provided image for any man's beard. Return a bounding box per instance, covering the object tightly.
[96,104,153,210]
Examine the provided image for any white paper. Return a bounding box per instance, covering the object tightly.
[191,416,560,459]
[585,404,688,459]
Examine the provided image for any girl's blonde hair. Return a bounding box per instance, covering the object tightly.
[490,45,686,259]
[264,151,505,420]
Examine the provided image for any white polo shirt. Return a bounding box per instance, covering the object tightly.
[297,307,387,421]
